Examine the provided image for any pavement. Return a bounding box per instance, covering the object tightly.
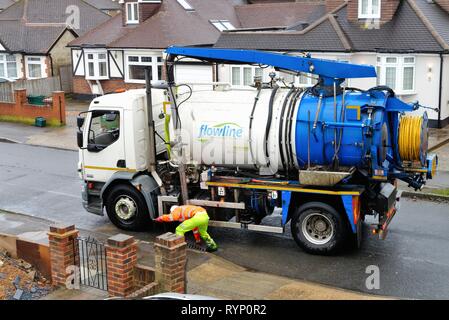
[0,210,382,300]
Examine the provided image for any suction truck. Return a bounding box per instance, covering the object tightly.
[77,47,438,255]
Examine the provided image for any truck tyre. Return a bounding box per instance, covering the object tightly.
[105,184,150,231]
[291,202,348,255]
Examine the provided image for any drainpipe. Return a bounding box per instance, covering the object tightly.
[437,53,444,128]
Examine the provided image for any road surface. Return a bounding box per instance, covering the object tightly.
[0,141,449,299]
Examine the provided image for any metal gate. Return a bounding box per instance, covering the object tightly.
[75,237,108,291]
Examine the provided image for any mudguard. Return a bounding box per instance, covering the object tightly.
[100,172,160,219]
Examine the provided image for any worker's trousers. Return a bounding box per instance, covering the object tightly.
[175,211,218,250]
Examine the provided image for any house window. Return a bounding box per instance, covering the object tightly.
[210,20,235,32]
[377,56,415,94]
[126,2,139,24]
[358,0,381,19]
[0,54,17,79]
[125,54,163,83]
[26,56,45,79]
[86,52,108,80]
[231,66,263,87]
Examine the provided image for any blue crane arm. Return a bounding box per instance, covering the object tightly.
[165,46,377,80]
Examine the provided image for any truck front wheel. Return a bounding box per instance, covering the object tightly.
[291,202,348,255]
[105,184,150,231]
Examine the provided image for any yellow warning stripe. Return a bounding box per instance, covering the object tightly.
[84,166,137,173]
[206,182,361,196]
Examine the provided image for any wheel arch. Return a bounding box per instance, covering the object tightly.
[285,192,355,233]
[100,172,160,219]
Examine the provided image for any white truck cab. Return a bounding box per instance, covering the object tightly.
[78,89,167,229]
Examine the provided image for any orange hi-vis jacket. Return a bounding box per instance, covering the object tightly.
[157,205,207,242]
[159,205,206,222]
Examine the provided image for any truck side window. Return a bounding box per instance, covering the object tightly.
[88,111,120,150]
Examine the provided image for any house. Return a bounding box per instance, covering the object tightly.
[68,0,328,98]
[0,0,112,80]
[0,0,14,12]
[214,0,449,128]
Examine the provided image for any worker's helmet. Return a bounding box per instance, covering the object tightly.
[170,205,180,213]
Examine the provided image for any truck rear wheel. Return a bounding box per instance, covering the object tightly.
[105,184,150,231]
[291,202,348,255]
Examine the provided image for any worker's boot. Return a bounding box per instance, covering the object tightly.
[202,237,218,252]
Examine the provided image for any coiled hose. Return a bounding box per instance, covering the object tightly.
[398,115,424,162]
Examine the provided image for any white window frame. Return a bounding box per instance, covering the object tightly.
[358,0,381,19]
[377,55,416,95]
[25,56,46,79]
[85,50,109,80]
[124,53,163,84]
[230,65,263,88]
[0,53,18,79]
[126,2,139,24]
[210,20,235,32]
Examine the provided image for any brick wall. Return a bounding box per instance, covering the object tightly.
[105,234,138,297]
[326,0,345,13]
[0,89,66,125]
[347,0,400,23]
[154,233,187,294]
[73,76,145,96]
[48,224,79,287]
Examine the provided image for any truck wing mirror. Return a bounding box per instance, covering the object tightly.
[77,115,85,129]
[77,131,84,149]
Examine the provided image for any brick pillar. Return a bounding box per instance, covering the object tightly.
[48,224,79,287]
[52,91,66,125]
[14,89,27,108]
[154,233,187,294]
[105,234,138,297]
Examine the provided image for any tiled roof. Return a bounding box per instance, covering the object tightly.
[83,0,121,10]
[0,0,112,53]
[215,0,448,53]
[235,2,326,28]
[69,0,241,49]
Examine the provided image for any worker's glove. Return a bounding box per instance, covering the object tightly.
[154,217,163,223]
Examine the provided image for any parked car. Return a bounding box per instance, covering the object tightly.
[0,77,15,83]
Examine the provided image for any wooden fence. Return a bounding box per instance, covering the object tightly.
[0,77,62,102]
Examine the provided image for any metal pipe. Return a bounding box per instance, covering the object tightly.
[145,68,157,172]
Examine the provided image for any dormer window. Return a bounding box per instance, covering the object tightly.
[126,2,139,24]
[358,0,381,19]
[210,20,236,32]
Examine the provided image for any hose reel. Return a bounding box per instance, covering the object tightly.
[398,114,428,166]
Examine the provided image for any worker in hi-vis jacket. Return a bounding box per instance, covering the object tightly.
[155,205,218,252]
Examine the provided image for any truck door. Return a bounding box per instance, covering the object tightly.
[82,109,127,182]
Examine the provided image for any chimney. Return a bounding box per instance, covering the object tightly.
[120,0,162,27]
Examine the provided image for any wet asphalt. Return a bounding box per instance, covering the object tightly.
[1,141,449,299]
